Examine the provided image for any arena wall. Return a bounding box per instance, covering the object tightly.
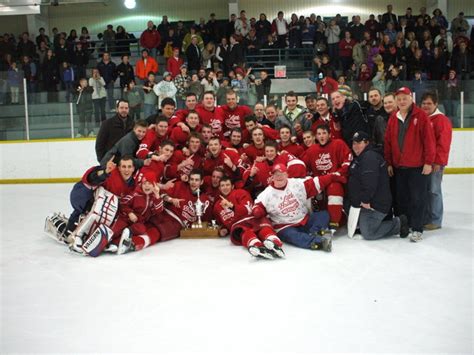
[0,130,472,183]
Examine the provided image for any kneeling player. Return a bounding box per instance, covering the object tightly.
[214,177,284,259]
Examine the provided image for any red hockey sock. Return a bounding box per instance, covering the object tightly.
[327,201,343,224]
[242,229,261,248]
[258,226,282,247]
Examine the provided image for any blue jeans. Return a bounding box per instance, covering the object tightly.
[359,208,400,240]
[143,103,156,119]
[277,211,330,249]
[424,167,444,226]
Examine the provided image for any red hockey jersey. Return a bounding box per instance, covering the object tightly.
[136,129,168,159]
[302,139,352,178]
[215,104,253,138]
[119,185,164,223]
[165,150,204,180]
[195,104,224,138]
[213,189,254,230]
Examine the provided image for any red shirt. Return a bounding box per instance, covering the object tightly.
[338,38,357,57]
[202,148,241,177]
[119,186,163,223]
[278,142,305,158]
[302,139,352,178]
[384,105,436,168]
[213,189,253,230]
[167,56,184,78]
[215,104,253,138]
[136,128,168,159]
[316,77,339,95]
[165,150,203,180]
[311,114,343,140]
[195,104,224,138]
[429,109,452,166]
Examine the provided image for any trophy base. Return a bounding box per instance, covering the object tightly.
[180,222,220,239]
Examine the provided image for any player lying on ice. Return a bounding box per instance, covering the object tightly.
[213,176,285,259]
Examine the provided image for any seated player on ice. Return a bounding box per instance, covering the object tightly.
[157,169,212,241]
[214,177,284,259]
[253,164,345,251]
[45,156,137,256]
[110,171,164,255]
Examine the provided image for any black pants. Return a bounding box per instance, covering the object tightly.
[395,167,429,232]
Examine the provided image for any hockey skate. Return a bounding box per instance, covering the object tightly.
[409,231,423,243]
[310,235,332,252]
[263,239,285,258]
[117,228,135,255]
[44,213,69,244]
[248,245,274,259]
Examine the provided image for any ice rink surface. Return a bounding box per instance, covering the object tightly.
[1,175,473,354]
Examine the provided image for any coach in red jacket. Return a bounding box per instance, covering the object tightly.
[384,87,436,242]
[420,91,452,231]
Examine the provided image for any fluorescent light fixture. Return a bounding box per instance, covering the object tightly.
[124,0,136,9]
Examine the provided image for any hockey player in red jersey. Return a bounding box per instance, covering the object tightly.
[168,92,198,129]
[202,167,224,205]
[302,130,316,150]
[165,133,204,181]
[215,89,252,138]
[169,110,201,148]
[214,176,285,259]
[110,171,164,254]
[302,124,352,227]
[203,137,242,182]
[196,91,224,137]
[222,128,245,155]
[138,139,175,185]
[136,116,170,160]
[278,125,305,158]
[253,164,344,250]
[241,114,279,144]
[158,169,212,241]
[242,126,267,164]
[243,141,306,196]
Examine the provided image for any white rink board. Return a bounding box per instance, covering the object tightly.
[1,130,473,180]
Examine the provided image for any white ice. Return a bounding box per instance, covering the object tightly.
[1,175,473,354]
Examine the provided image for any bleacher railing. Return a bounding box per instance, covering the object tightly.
[0,71,472,141]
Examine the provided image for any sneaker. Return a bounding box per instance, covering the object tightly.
[423,223,441,231]
[310,236,332,252]
[399,215,409,238]
[409,231,423,243]
[117,228,133,255]
[263,239,285,258]
[248,245,274,259]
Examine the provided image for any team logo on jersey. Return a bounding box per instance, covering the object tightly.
[278,192,299,215]
[316,152,333,171]
[225,115,241,130]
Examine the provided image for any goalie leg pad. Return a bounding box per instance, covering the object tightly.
[81,224,114,257]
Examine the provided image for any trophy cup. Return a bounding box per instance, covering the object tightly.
[180,188,219,239]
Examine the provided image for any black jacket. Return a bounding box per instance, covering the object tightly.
[100,130,144,169]
[95,114,134,162]
[334,100,369,146]
[348,145,392,214]
[366,105,389,147]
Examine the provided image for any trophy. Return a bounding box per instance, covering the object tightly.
[180,188,219,239]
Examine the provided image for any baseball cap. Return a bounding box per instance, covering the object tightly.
[395,87,412,96]
[163,71,172,77]
[352,131,370,142]
[180,64,187,69]
[272,163,288,174]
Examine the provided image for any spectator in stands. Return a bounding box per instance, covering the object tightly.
[140,21,161,58]
[75,77,93,137]
[89,68,107,124]
[399,7,416,30]
[315,72,339,95]
[182,27,204,53]
[115,25,134,57]
[420,91,452,231]
[174,64,190,109]
[124,79,142,121]
[153,71,177,106]
[364,14,379,40]
[7,62,21,104]
[72,42,88,80]
[102,25,116,55]
[97,52,117,112]
[17,32,36,60]
[348,15,364,42]
[201,70,219,94]
[442,69,461,126]
[22,55,37,104]
[66,29,77,53]
[410,70,427,104]
[202,42,216,70]
[418,7,431,26]
[42,49,59,102]
[135,49,158,84]
[382,4,398,27]
[95,99,133,162]
[245,28,260,63]
[186,36,202,72]
[206,13,219,44]
[0,34,15,59]
[451,42,472,80]
[79,27,92,54]
[339,31,356,73]
[36,28,50,48]
[256,13,272,44]
[167,47,184,78]
[288,13,302,53]
[157,16,171,50]
[143,72,158,119]
[216,37,229,74]
[228,35,245,69]
[325,20,340,65]
[384,87,436,242]
[61,61,75,102]
[235,10,250,38]
[226,13,237,38]
[272,11,288,48]
[255,70,271,102]
[116,55,134,94]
